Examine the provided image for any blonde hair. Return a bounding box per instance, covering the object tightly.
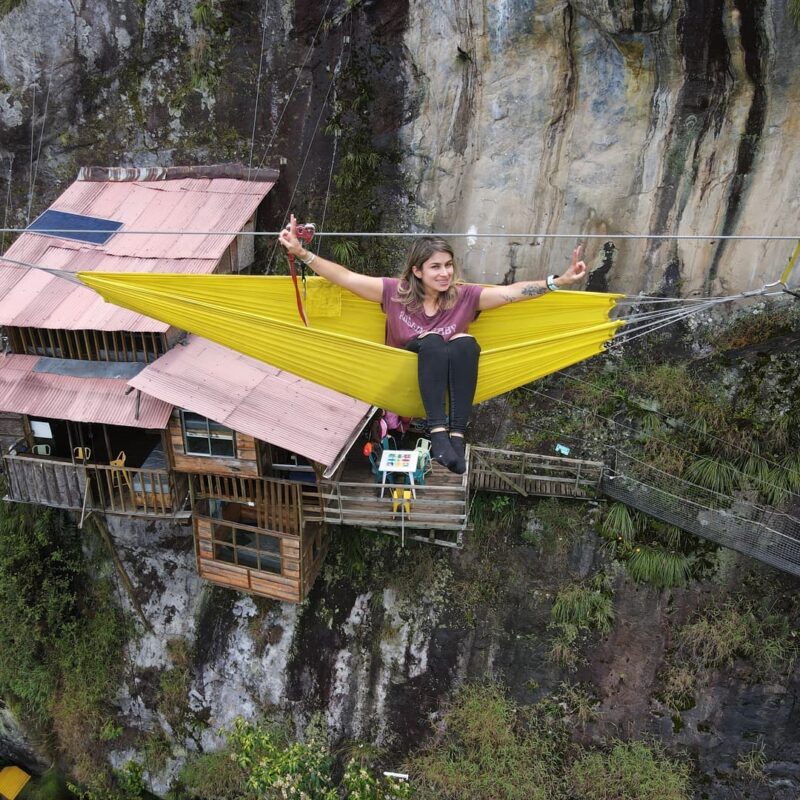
[395,236,461,311]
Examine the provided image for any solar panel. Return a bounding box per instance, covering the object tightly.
[27,209,123,245]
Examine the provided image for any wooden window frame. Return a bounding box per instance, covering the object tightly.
[208,499,283,575]
[180,410,237,458]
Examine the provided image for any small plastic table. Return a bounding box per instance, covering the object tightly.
[378,449,419,499]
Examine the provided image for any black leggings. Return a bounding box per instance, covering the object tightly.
[405,334,481,432]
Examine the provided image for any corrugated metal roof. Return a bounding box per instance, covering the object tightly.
[0,173,275,331]
[0,354,173,429]
[128,337,373,468]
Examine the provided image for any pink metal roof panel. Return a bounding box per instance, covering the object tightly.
[0,173,274,331]
[0,354,173,429]
[129,337,372,468]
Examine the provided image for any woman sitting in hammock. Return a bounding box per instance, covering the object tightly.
[278,215,587,474]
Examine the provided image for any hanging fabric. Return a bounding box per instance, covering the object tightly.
[77,272,624,418]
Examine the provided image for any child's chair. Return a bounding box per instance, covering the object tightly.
[73,446,91,462]
[409,438,432,486]
[110,451,133,492]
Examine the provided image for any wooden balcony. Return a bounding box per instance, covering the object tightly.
[2,453,189,519]
[302,449,470,547]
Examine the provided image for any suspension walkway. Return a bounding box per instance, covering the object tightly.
[471,446,800,579]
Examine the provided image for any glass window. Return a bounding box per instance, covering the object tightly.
[214,543,236,564]
[236,528,258,549]
[209,512,283,577]
[181,411,236,458]
[236,548,260,570]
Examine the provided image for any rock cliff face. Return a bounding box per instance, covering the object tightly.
[102,514,800,800]
[2,1,798,292]
[1,2,800,797]
[401,0,800,293]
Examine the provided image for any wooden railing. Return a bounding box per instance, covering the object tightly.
[303,479,469,543]
[2,453,187,517]
[91,463,189,515]
[193,473,302,536]
[469,447,604,498]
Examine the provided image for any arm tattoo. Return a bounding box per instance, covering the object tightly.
[521,285,547,298]
[502,293,516,303]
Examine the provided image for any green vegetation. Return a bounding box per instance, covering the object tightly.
[184,0,233,97]
[0,0,25,17]
[174,714,411,799]
[408,682,691,800]
[409,683,565,800]
[557,682,600,728]
[677,597,798,679]
[736,739,766,781]
[320,49,407,276]
[658,585,799,718]
[567,740,691,800]
[471,493,519,541]
[601,503,711,588]
[451,492,523,626]
[626,545,692,589]
[551,576,614,634]
[0,499,130,779]
[178,749,248,799]
[69,761,147,800]
[154,637,204,744]
[548,574,614,669]
[658,663,696,713]
[521,497,585,550]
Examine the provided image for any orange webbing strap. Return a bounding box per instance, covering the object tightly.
[286,219,316,327]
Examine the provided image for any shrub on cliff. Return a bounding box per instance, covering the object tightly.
[0,497,130,774]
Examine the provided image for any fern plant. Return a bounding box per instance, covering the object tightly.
[626,544,691,588]
[601,502,637,544]
[330,239,360,265]
[683,456,737,495]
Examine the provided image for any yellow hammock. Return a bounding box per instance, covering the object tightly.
[78,272,625,419]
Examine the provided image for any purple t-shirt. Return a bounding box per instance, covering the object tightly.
[381,277,483,348]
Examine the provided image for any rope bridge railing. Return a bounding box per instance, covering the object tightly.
[602,451,800,578]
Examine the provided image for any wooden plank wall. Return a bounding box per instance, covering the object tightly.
[0,412,26,455]
[193,474,302,536]
[300,522,329,596]
[2,454,85,509]
[167,411,259,477]
[194,516,303,603]
[8,326,165,363]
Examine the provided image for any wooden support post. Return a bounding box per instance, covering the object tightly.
[86,515,153,633]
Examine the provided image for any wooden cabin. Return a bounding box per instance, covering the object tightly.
[128,335,373,602]
[0,164,472,604]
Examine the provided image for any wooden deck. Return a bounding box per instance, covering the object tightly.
[302,446,470,546]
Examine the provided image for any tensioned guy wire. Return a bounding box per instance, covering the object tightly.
[0,253,787,313]
[0,228,799,240]
[254,0,336,172]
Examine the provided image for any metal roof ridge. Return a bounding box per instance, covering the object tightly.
[78,165,280,182]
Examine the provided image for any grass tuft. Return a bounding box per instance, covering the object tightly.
[567,740,691,799]
[626,544,692,589]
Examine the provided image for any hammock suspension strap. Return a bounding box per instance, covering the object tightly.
[285,219,316,327]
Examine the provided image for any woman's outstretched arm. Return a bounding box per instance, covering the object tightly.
[478,245,587,311]
[277,214,383,303]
